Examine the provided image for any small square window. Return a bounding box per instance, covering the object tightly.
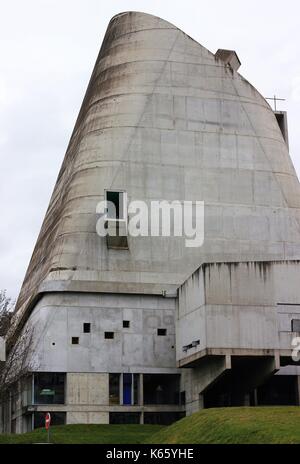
[123,321,130,328]
[157,329,167,336]
[105,332,114,340]
[72,337,79,345]
[83,323,91,333]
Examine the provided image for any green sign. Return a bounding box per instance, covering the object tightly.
[40,389,55,396]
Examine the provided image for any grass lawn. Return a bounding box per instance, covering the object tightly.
[0,424,163,444]
[1,407,300,444]
[146,407,300,444]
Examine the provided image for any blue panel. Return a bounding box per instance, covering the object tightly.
[123,374,132,405]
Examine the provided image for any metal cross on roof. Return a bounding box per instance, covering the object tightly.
[265,95,286,112]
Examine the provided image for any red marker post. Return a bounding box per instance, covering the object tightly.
[45,412,51,444]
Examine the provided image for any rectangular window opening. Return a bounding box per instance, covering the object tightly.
[109,412,140,424]
[105,190,126,220]
[72,337,79,345]
[109,373,120,405]
[143,374,180,406]
[292,319,300,332]
[33,373,66,405]
[123,373,132,405]
[83,323,91,333]
[157,328,167,336]
[123,320,130,328]
[105,332,114,340]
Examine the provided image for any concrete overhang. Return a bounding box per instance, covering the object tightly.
[177,348,283,369]
[215,49,241,71]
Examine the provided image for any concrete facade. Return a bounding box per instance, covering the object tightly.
[27,293,177,373]
[3,11,300,431]
[177,261,300,413]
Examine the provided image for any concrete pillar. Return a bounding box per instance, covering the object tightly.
[120,373,123,405]
[139,373,144,406]
[140,411,144,424]
[199,393,204,410]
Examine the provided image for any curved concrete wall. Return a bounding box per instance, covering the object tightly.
[14,11,300,326]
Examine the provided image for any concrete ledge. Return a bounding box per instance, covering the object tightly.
[27,404,185,413]
[177,348,282,368]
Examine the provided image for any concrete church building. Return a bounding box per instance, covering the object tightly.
[2,11,300,433]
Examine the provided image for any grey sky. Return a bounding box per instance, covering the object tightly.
[0,0,299,300]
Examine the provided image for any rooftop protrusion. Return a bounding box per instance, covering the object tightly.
[215,49,241,71]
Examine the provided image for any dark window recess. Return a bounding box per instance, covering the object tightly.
[83,323,91,333]
[72,337,79,345]
[292,320,300,332]
[144,412,185,425]
[106,191,124,220]
[143,374,180,405]
[105,332,114,340]
[123,320,130,328]
[256,375,298,407]
[275,112,289,146]
[109,374,120,405]
[133,374,140,405]
[34,412,66,429]
[34,373,65,405]
[109,412,140,425]
[157,328,167,336]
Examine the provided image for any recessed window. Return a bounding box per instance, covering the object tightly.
[157,329,167,336]
[109,374,120,405]
[83,323,91,333]
[105,190,126,220]
[105,332,114,340]
[72,337,79,345]
[123,320,130,328]
[292,320,300,332]
[34,373,65,406]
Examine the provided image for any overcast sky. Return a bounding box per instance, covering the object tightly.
[0,0,299,300]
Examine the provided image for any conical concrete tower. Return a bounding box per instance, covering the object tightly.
[5,12,300,432]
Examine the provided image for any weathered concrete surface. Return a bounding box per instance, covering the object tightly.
[177,261,300,366]
[181,356,231,415]
[215,49,241,71]
[66,411,109,425]
[67,373,109,405]
[66,373,109,424]
[27,293,178,373]
[11,11,300,334]
[5,11,300,429]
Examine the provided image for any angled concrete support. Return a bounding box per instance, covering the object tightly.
[182,355,231,416]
